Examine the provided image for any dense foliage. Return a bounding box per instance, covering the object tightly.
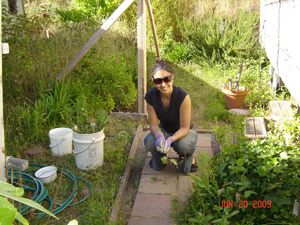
[178,135,300,224]
[180,10,260,64]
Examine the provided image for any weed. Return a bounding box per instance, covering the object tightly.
[151,176,157,182]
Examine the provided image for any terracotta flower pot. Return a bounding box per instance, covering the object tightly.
[222,88,248,109]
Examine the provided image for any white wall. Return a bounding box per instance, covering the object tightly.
[1,0,7,182]
[2,0,25,15]
[260,0,300,105]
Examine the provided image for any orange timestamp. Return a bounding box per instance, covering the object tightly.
[220,200,272,208]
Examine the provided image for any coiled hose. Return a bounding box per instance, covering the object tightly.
[8,163,92,219]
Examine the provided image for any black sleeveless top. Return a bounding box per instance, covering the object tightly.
[145,85,189,134]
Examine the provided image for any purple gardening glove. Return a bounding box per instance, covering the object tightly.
[155,132,165,154]
[162,137,174,153]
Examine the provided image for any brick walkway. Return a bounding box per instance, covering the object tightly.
[127,133,213,225]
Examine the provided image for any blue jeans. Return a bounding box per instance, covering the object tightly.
[144,128,198,175]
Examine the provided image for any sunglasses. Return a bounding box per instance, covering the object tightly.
[152,74,173,86]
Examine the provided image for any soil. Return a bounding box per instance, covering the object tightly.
[118,131,148,223]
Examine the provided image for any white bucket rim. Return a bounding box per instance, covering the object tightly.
[72,136,105,155]
[35,166,57,179]
[72,126,104,136]
[49,127,73,139]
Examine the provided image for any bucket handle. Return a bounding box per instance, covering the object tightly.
[49,138,65,148]
[72,139,95,155]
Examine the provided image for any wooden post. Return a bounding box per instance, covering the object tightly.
[0,2,6,182]
[55,0,135,83]
[145,0,160,58]
[137,0,147,114]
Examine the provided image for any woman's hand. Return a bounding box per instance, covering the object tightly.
[162,137,174,153]
[155,132,165,149]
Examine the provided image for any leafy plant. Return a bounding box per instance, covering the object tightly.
[179,137,300,224]
[75,108,111,134]
[161,150,178,168]
[75,52,137,111]
[0,181,58,225]
[180,9,260,64]
[159,28,192,62]
[40,79,75,127]
[268,112,300,147]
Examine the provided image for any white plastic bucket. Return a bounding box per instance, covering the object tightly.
[35,166,57,184]
[72,129,105,170]
[49,128,73,156]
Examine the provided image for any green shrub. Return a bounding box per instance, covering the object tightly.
[55,8,89,23]
[178,138,300,224]
[159,28,192,62]
[180,10,260,64]
[55,0,123,23]
[73,52,137,111]
[268,113,300,147]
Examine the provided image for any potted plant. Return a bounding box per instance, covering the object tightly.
[222,63,249,109]
[72,105,111,170]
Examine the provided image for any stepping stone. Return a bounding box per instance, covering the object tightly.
[268,101,293,121]
[244,117,267,140]
[229,108,250,115]
[131,193,173,218]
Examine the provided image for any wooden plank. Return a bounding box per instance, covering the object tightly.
[245,117,267,140]
[269,101,282,119]
[279,101,293,117]
[137,0,147,114]
[145,0,160,58]
[110,112,147,121]
[109,124,143,222]
[269,100,293,121]
[55,0,135,83]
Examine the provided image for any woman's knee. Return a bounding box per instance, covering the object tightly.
[174,130,198,155]
[144,132,156,152]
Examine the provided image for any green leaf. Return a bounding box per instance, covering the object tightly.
[236,158,244,166]
[169,158,178,167]
[212,218,224,224]
[0,181,58,220]
[257,166,268,177]
[236,166,246,172]
[244,191,257,198]
[0,181,24,196]
[161,156,167,164]
[15,211,29,225]
[227,210,240,218]
[0,196,18,225]
[218,162,227,173]
[241,176,251,188]
[276,196,291,207]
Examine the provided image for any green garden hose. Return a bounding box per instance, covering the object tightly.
[8,163,92,219]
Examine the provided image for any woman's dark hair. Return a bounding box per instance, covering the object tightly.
[151,58,174,78]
